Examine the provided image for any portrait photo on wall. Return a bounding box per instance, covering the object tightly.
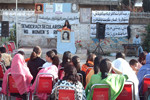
[61,30,70,42]
[35,3,43,14]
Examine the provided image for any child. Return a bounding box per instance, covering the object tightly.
[129,59,139,75]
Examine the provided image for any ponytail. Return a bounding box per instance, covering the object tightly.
[101,72,108,79]
[52,55,59,67]
[30,46,42,60]
[30,51,38,60]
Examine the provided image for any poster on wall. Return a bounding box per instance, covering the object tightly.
[80,8,91,24]
[90,24,128,37]
[38,13,79,24]
[92,11,130,23]
[71,3,79,13]
[45,3,53,13]
[21,22,63,37]
[55,3,63,14]
[61,30,70,42]
[35,3,44,14]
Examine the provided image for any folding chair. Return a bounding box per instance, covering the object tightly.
[58,67,64,79]
[6,73,29,100]
[77,73,83,84]
[54,85,77,100]
[9,41,16,51]
[32,73,54,100]
[142,74,150,95]
[116,81,135,100]
[85,67,93,76]
[7,43,13,53]
[90,84,110,100]
[0,63,6,81]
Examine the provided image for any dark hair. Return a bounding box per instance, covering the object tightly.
[116,52,125,59]
[72,56,80,72]
[129,59,138,66]
[30,46,42,60]
[63,20,71,30]
[63,63,79,84]
[85,53,96,67]
[0,47,6,53]
[99,59,112,79]
[60,51,72,67]
[62,31,69,40]
[17,50,25,56]
[0,54,1,58]
[52,49,57,55]
[46,50,59,67]
[138,52,146,65]
[36,4,42,10]
[94,56,103,74]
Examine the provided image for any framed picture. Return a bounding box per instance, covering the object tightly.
[80,8,91,24]
[35,3,43,14]
[61,30,70,42]
[71,3,79,13]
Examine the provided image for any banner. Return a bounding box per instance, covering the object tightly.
[37,12,79,24]
[90,24,128,37]
[21,22,63,36]
[92,11,130,23]
[2,11,36,23]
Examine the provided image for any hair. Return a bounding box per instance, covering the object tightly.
[17,50,25,56]
[36,4,42,10]
[30,46,42,60]
[0,54,1,58]
[52,49,57,55]
[99,59,112,79]
[138,52,146,65]
[46,50,59,67]
[60,51,72,67]
[62,31,69,40]
[0,47,6,53]
[72,56,80,72]
[63,20,70,27]
[129,59,138,66]
[85,53,96,67]
[116,52,126,59]
[63,63,79,84]
[94,56,103,74]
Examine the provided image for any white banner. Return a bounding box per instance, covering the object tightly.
[38,12,79,24]
[21,22,63,36]
[90,24,128,37]
[92,11,130,23]
[2,11,37,23]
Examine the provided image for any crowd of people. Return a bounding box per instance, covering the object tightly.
[0,45,149,100]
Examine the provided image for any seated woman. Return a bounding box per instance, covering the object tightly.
[86,59,128,100]
[2,53,33,99]
[30,50,59,100]
[81,53,96,75]
[27,46,45,84]
[51,63,86,100]
[58,51,72,79]
[72,56,86,87]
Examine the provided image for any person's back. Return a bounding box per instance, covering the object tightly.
[27,46,45,83]
[86,59,128,100]
[137,53,150,93]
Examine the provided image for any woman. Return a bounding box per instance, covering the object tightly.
[81,53,96,74]
[86,56,103,86]
[137,52,147,70]
[2,53,33,99]
[86,59,128,100]
[72,56,86,87]
[63,20,71,30]
[27,46,45,83]
[58,51,72,79]
[30,50,59,100]
[51,63,86,100]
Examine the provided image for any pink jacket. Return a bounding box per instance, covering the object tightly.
[30,65,58,100]
[2,54,33,95]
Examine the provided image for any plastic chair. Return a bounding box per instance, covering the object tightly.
[90,84,110,100]
[7,43,13,53]
[58,67,64,79]
[77,73,83,84]
[142,74,150,95]
[32,73,54,100]
[85,67,93,76]
[9,41,16,50]
[0,63,6,81]
[6,73,29,100]
[54,85,77,100]
[116,81,135,100]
